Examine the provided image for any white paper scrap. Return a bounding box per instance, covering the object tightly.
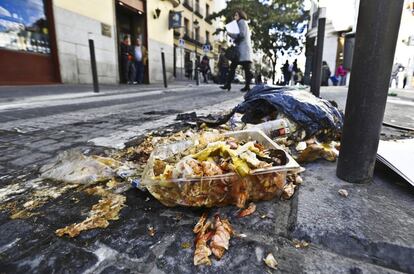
[377,138,414,186]
[225,20,240,34]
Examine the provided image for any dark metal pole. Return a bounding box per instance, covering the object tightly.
[310,40,318,88]
[161,50,168,88]
[337,0,404,184]
[310,8,326,97]
[88,39,99,93]
[195,43,199,86]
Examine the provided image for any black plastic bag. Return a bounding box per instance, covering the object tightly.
[236,85,344,141]
[195,85,344,141]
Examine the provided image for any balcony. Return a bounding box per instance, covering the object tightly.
[205,16,212,25]
[183,0,193,11]
[165,0,180,8]
[173,29,181,37]
[194,4,204,18]
[183,33,203,47]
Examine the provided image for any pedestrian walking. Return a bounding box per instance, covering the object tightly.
[397,67,406,89]
[218,48,229,84]
[134,38,148,84]
[281,61,291,86]
[255,71,262,85]
[321,61,331,86]
[199,55,211,84]
[403,74,408,89]
[185,59,193,80]
[390,63,402,88]
[120,35,136,84]
[292,59,299,85]
[220,9,254,92]
[336,63,347,86]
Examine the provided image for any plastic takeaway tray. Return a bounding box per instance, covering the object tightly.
[141,130,301,207]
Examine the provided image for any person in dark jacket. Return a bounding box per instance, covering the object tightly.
[199,55,211,83]
[292,59,299,85]
[220,9,254,92]
[120,35,136,84]
[321,61,331,86]
[218,48,229,84]
[281,60,291,86]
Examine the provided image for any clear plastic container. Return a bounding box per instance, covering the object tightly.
[141,130,300,207]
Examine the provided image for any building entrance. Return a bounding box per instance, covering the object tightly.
[115,0,148,84]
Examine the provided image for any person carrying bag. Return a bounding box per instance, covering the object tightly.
[220,9,254,92]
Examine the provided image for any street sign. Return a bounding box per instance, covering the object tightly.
[202,44,211,53]
[169,11,182,29]
[178,38,185,48]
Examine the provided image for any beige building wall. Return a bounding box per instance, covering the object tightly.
[53,0,118,84]
[146,0,177,83]
[53,0,115,25]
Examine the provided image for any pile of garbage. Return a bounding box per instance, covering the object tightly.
[0,86,344,269]
[176,86,343,164]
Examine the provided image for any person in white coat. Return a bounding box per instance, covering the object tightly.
[220,10,254,92]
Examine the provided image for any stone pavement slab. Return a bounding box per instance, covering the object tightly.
[292,161,414,273]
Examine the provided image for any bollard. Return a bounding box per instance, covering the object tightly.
[310,8,326,97]
[88,39,99,93]
[195,58,200,86]
[337,0,404,184]
[161,49,167,88]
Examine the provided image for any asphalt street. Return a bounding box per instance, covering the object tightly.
[0,84,244,178]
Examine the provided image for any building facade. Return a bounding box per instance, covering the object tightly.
[172,0,219,80]
[0,0,183,85]
[306,0,414,88]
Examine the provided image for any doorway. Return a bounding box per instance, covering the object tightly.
[115,1,148,84]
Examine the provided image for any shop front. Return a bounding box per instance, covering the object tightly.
[0,0,60,85]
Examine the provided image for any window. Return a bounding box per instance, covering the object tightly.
[0,0,51,54]
[184,18,189,36]
[195,0,200,13]
[183,0,193,11]
[195,27,200,42]
[206,4,210,17]
[206,31,210,43]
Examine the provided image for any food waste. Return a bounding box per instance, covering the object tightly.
[153,136,286,180]
[143,134,291,208]
[193,213,234,266]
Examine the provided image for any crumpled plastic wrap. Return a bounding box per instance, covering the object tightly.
[39,150,132,184]
[141,130,300,208]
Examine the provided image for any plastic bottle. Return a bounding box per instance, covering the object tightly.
[248,119,290,139]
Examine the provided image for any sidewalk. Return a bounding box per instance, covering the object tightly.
[0,81,199,101]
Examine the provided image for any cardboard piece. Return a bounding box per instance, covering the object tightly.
[377,138,414,186]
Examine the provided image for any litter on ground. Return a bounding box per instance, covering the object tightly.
[0,86,346,270]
